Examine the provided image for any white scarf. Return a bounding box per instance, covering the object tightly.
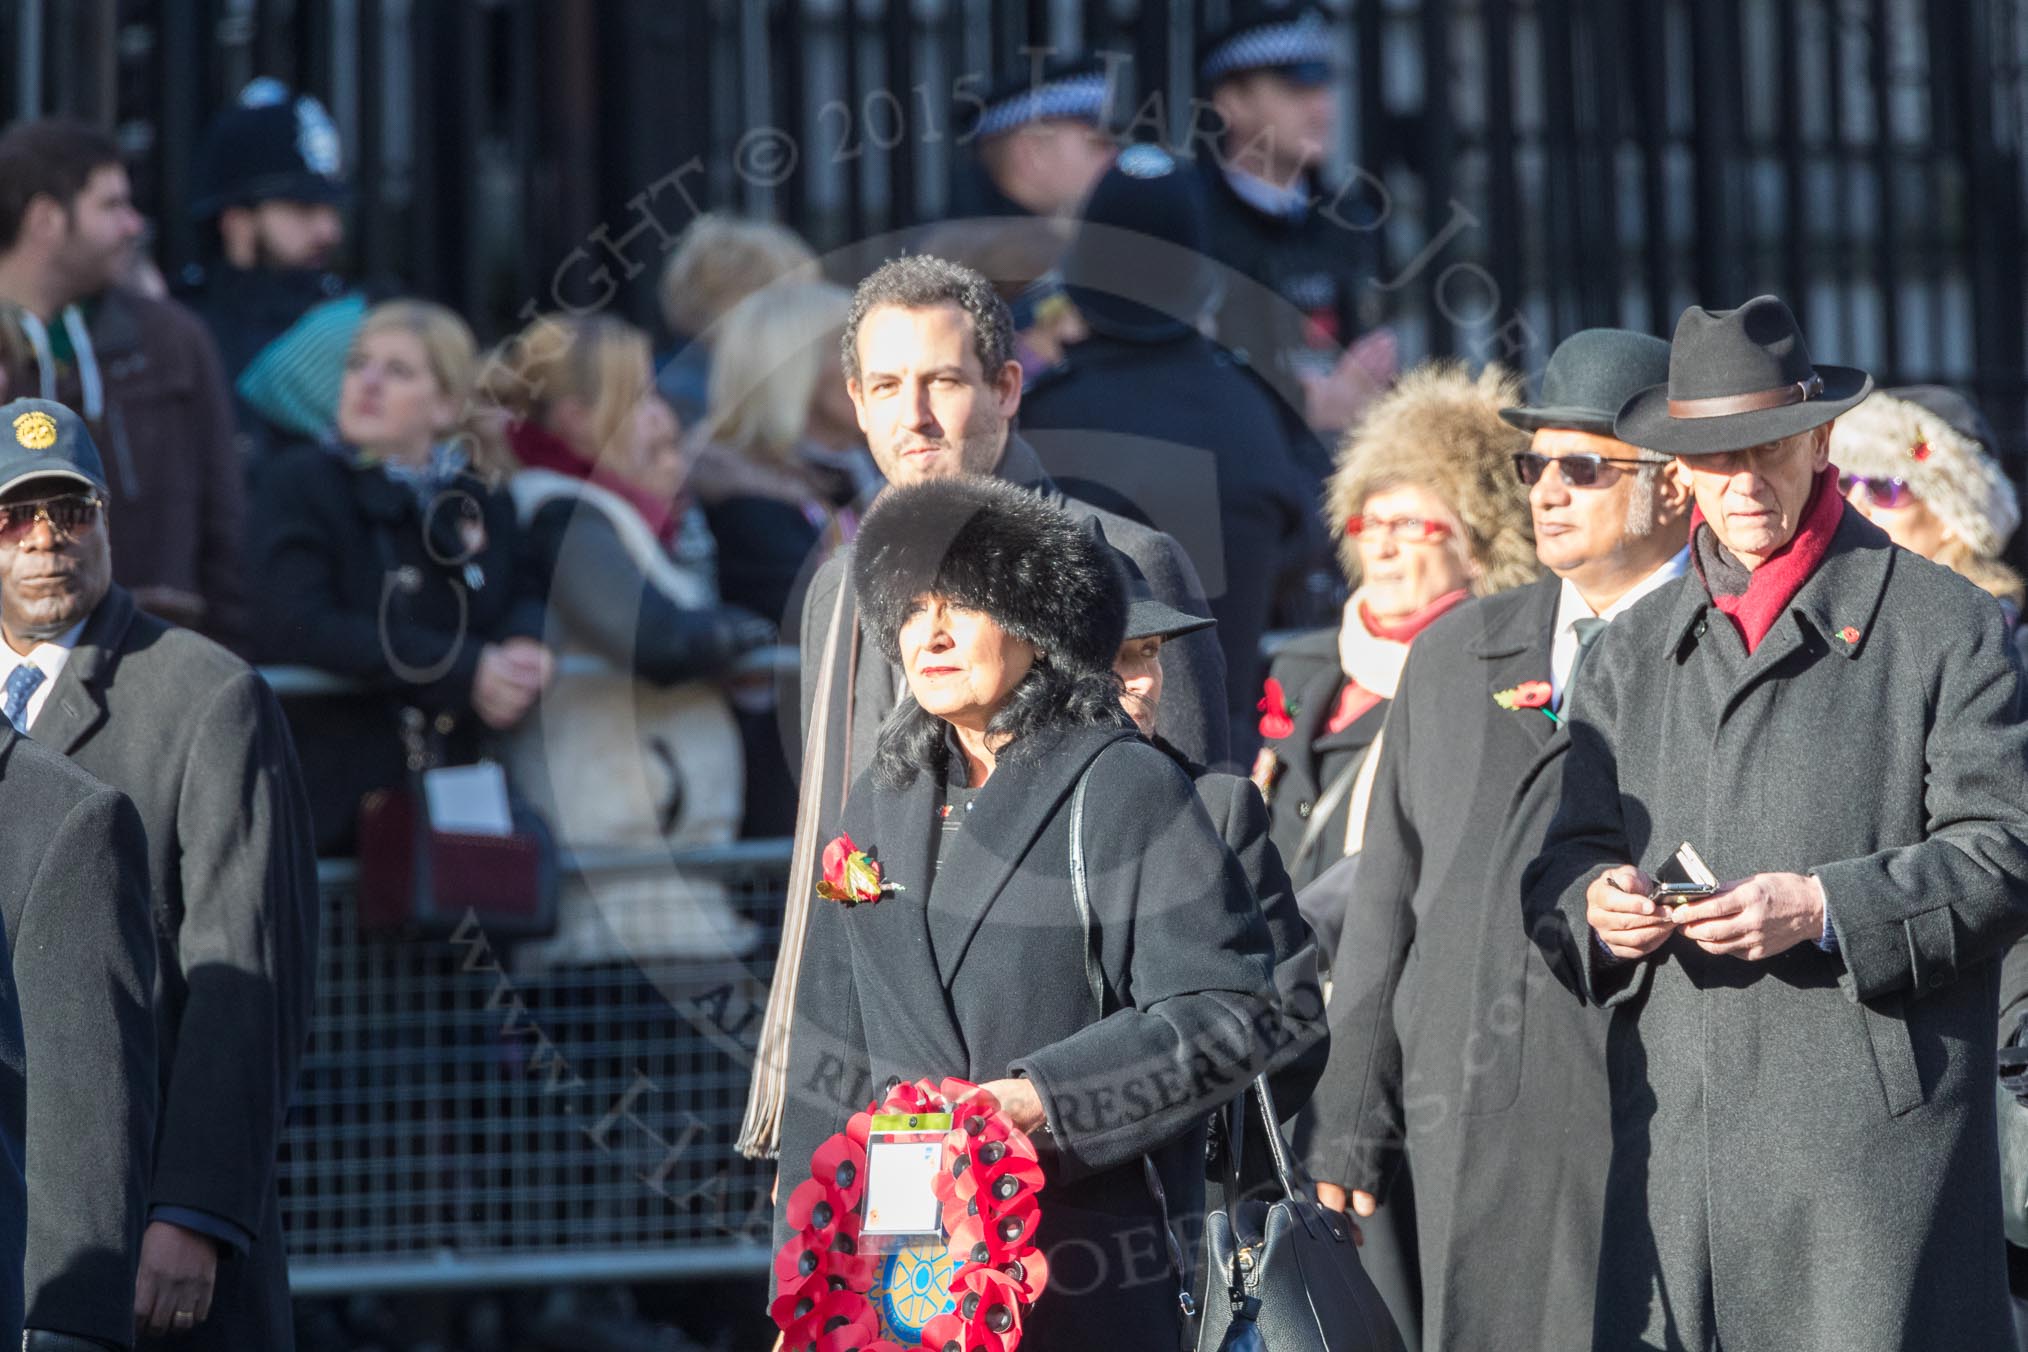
[1336,586,1417,701]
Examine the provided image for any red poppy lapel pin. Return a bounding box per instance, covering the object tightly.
[1839,624,1862,647]
[1257,677,1296,741]
[816,833,904,907]
[1494,680,1561,725]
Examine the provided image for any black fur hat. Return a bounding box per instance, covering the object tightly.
[853,477,1128,675]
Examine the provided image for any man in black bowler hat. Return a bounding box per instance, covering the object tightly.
[1298,328,1688,1352]
[1525,297,2028,1349]
[0,399,159,1351]
[0,398,317,1351]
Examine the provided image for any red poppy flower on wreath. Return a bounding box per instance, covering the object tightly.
[1257,677,1296,740]
[1493,680,1554,711]
[817,832,902,906]
[773,1077,1046,1352]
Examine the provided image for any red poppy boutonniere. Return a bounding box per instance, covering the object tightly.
[816,833,903,907]
[1258,677,1296,741]
[1493,680,1554,712]
[1839,625,1862,647]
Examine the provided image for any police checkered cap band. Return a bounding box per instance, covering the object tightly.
[973,73,1111,140]
[1200,11,1336,84]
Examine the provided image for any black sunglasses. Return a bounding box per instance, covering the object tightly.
[1512,452,1668,488]
[0,492,103,544]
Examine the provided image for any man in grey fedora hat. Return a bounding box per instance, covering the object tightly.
[1300,328,1691,1352]
[1525,296,2028,1350]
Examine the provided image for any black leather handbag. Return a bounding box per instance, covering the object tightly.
[1196,1077,1406,1352]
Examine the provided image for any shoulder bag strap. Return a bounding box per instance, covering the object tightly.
[1291,728,1383,875]
[1070,743,1197,1320]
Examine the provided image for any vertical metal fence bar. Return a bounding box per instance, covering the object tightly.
[1418,0,1454,357]
[885,0,918,229]
[1868,0,1901,370]
[1775,0,1808,319]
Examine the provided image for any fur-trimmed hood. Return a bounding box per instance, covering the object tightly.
[852,476,1128,673]
[1828,385,2020,559]
[1325,360,1538,593]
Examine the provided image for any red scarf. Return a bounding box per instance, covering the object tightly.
[1691,464,1845,653]
[1323,588,1470,734]
[506,419,681,545]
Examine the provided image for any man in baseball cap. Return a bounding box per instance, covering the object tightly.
[0,397,317,1351]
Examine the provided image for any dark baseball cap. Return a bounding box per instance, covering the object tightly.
[0,399,110,498]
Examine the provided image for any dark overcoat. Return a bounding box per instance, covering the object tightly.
[1300,578,1609,1352]
[1256,628,1388,923]
[31,587,319,1351]
[0,724,156,1348]
[1020,332,1320,760]
[777,724,1281,1352]
[1524,511,2028,1351]
[247,444,546,852]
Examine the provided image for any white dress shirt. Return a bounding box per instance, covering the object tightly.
[6,618,86,732]
[1549,547,1690,707]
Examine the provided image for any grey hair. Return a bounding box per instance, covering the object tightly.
[840,255,1016,385]
[1623,462,1662,539]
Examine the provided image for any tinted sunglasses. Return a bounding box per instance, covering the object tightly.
[1345,514,1453,543]
[1512,452,1668,488]
[1838,473,1915,509]
[0,493,103,544]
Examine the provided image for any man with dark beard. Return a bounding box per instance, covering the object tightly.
[0,398,317,1352]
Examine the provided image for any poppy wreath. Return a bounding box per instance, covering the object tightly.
[771,1077,1047,1352]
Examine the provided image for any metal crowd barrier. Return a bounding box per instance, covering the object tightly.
[281,843,790,1294]
[262,653,799,1294]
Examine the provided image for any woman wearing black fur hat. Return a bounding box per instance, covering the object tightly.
[775,476,1283,1352]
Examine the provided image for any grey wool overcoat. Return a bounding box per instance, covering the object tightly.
[0,721,156,1348]
[1523,510,2028,1351]
[31,587,320,1352]
[777,724,1280,1352]
[1299,576,1610,1352]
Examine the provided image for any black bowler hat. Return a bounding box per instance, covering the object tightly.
[1062,144,1222,342]
[1614,296,1873,456]
[1086,519,1215,642]
[1500,329,1672,436]
[0,399,109,498]
[1198,0,1338,88]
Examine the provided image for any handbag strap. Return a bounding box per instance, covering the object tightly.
[1069,743,1197,1320]
[1291,742,1367,875]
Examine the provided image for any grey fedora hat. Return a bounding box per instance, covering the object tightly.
[1500,328,1673,435]
[1615,296,1872,455]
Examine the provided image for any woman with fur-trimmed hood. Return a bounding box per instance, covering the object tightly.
[772,476,1288,1352]
[1829,384,2024,620]
[1253,360,1537,906]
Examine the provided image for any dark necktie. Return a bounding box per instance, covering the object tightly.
[1561,617,1609,718]
[2,663,44,733]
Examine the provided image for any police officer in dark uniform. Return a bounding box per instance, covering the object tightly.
[1020,144,1320,763]
[949,56,1119,224]
[174,80,350,397]
[1193,1,1392,462]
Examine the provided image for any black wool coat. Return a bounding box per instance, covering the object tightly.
[777,725,1281,1352]
[31,587,319,1352]
[1299,578,1609,1352]
[0,725,156,1348]
[1524,512,2028,1351]
[248,445,546,852]
[1256,628,1388,934]
[1021,333,1321,761]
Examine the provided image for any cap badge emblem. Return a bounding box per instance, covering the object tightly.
[12,412,57,452]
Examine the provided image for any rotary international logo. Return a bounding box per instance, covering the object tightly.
[12,411,57,451]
